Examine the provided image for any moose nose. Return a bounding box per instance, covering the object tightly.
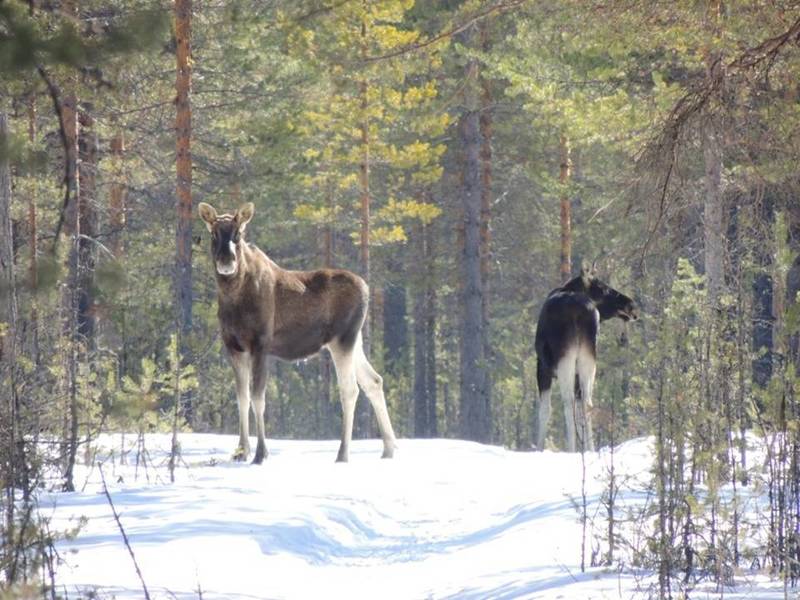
[216,260,237,276]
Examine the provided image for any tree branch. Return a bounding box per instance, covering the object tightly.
[35,65,72,255]
[364,0,528,63]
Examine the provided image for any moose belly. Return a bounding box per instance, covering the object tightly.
[269,323,331,361]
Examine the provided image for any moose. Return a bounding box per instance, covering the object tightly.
[535,266,637,452]
[198,201,397,464]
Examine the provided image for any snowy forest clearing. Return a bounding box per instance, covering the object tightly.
[47,434,785,599]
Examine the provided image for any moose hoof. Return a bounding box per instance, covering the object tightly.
[381,448,394,459]
[252,448,267,465]
[232,447,249,462]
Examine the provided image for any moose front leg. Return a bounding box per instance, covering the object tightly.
[250,352,270,464]
[329,341,359,463]
[229,350,252,461]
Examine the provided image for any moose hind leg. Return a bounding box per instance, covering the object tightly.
[250,353,269,464]
[535,357,554,451]
[230,351,252,461]
[556,350,578,453]
[354,334,397,459]
[576,346,597,452]
[329,341,359,463]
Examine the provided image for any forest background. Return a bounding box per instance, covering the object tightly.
[2,0,800,596]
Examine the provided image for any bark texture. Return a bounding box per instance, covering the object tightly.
[458,33,491,443]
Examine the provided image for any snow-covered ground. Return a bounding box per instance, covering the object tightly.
[45,434,787,599]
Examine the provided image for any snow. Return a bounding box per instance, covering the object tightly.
[45,434,787,599]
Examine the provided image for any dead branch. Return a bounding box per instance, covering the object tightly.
[98,464,151,600]
[635,14,800,265]
[35,65,72,255]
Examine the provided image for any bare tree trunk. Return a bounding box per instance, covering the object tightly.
[77,108,97,347]
[703,0,725,307]
[1,111,22,584]
[425,222,437,437]
[414,223,431,437]
[356,11,373,438]
[109,132,126,259]
[752,191,774,388]
[703,124,724,306]
[559,133,572,284]
[458,28,491,443]
[27,94,39,366]
[479,27,494,427]
[787,200,800,369]
[61,90,80,492]
[175,0,194,424]
[383,256,407,377]
[0,112,18,374]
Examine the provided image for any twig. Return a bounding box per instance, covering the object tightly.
[98,464,151,600]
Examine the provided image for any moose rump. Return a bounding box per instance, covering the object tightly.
[535,291,599,452]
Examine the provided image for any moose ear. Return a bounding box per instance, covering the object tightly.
[235,202,255,230]
[198,202,217,232]
[580,261,592,286]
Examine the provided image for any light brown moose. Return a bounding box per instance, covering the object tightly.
[198,202,397,463]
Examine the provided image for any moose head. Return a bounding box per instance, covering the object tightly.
[562,265,638,322]
[198,202,254,277]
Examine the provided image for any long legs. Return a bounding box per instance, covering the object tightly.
[229,349,268,464]
[250,352,269,464]
[354,341,397,458]
[556,349,578,453]
[536,357,553,451]
[329,339,359,463]
[230,350,252,461]
[537,346,596,453]
[329,332,397,463]
[576,347,596,452]
[228,330,396,464]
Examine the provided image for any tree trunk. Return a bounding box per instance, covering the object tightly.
[383,256,407,377]
[61,90,80,492]
[787,198,800,369]
[458,31,491,443]
[413,270,428,438]
[412,221,438,438]
[703,0,725,307]
[1,111,23,584]
[479,27,494,424]
[27,94,39,365]
[77,108,97,347]
[356,12,373,439]
[424,223,437,437]
[559,133,572,284]
[703,123,725,306]
[414,223,431,437]
[175,0,193,423]
[752,192,775,388]
[109,132,126,259]
[0,113,17,365]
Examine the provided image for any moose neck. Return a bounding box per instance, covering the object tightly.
[595,301,617,322]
